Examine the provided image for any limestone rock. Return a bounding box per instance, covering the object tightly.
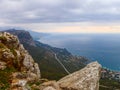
[0,32,19,49]
[43,86,57,90]
[0,32,41,90]
[11,79,27,87]
[39,81,61,90]
[57,62,101,90]
[0,61,6,70]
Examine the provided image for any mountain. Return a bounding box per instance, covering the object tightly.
[3,29,89,80]
[0,32,101,90]
[0,30,120,90]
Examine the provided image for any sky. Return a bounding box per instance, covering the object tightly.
[0,0,120,33]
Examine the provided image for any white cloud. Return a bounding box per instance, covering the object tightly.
[0,0,120,24]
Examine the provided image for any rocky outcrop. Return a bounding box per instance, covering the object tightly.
[39,81,60,90]
[0,32,40,89]
[57,61,101,90]
[36,62,101,90]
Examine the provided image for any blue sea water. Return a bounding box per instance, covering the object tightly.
[39,33,120,71]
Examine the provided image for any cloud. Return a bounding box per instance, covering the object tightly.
[0,0,120,24]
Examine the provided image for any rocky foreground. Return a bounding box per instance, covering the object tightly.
[0,32,40,89]
[39,62,101,90]
[0,32,101,90]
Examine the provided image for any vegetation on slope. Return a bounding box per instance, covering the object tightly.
[23,43,68,80]
[99,79,120,90]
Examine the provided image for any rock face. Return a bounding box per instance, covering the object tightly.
[57,61,101,90]
[37,62,101,90]
[0,32,40,89]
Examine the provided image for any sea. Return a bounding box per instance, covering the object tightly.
[39,33,120,71]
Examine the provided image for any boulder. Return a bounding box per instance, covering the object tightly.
[57,62,101,90]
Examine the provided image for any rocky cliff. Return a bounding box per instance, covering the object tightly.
[0,32,40,89]
[0,32,101,90]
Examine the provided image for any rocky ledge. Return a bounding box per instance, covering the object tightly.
[58,61,101,90]
[37,62,101,90]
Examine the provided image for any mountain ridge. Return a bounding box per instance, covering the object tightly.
[3,29,90,80]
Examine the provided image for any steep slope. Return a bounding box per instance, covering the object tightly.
[3,29,89,80]
[35,41,89,73]
[0,32,40,89]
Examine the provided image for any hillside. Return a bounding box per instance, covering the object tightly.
[0,32,102,90]
[3,29,89,80]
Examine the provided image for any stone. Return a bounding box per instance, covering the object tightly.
[39,81,61,90]
[11,79,27,87]
[43,86,57,90]
[0,61,6,70]
[57,62,101,90]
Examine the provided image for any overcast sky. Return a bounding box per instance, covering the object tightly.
[0,0,120,33]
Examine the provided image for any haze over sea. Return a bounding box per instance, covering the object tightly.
[39,33,120,71]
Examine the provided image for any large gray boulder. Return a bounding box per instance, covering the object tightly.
[57,62,101,90]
